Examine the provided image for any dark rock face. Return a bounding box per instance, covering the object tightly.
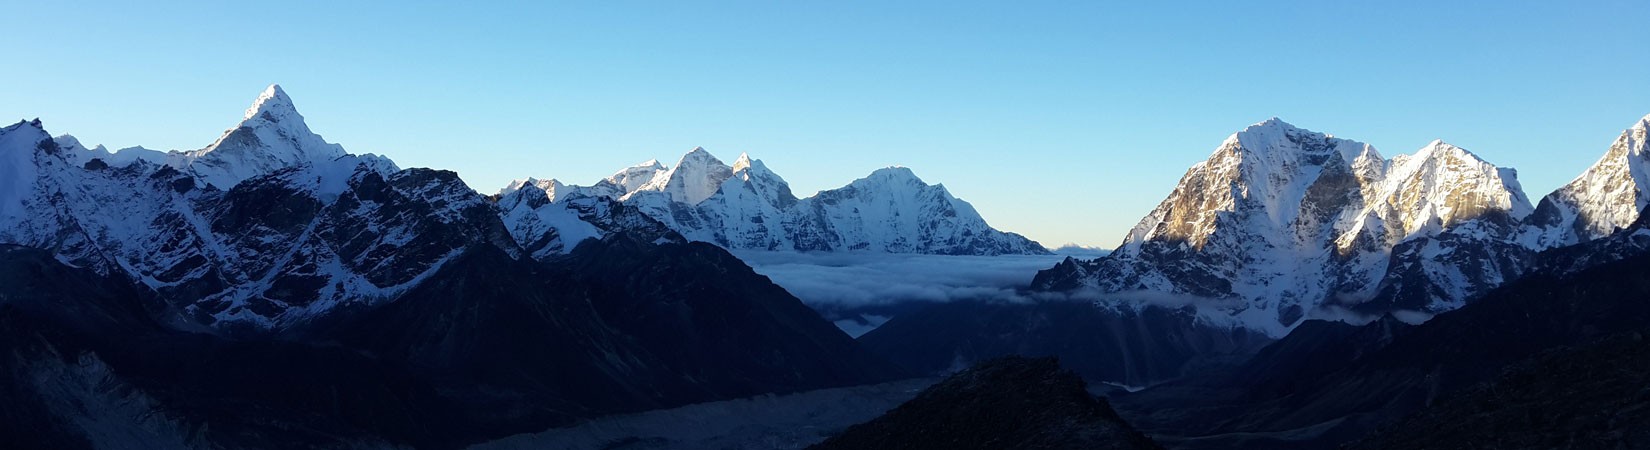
[0,245,452,449]
[1532,206,1650,276]
[810,356,1161,450]
[1111,246,1650,449]
[0,236,904,448]
[299,236,905,442]
[857,300,1270,387]
[495,186,682,260]
[1347,332,1650,450]
[558,236,908,396]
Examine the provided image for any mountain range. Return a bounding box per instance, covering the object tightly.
[0,85,1040,331]
[0,85,929,447]
[863,112,1650,394]
[498,147,1048,256]
[4,83,1648,449]
[1033,113,1650,336]
[851,112,1650,449]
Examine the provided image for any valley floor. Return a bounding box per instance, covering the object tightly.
[473,378,939,450]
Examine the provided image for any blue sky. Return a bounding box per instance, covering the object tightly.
[5,1,1647,247]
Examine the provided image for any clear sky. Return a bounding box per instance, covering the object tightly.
[5,1,1647,248]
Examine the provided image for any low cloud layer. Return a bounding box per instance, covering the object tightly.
[732,251,1437,339]
[731,251,1068,308]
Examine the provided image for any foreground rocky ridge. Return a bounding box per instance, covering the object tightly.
[1108,218,1650,449]
[812,357,1161,450]
[0,235,906,448]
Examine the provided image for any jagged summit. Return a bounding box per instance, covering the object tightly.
[1230,117,1374,165]
[731,152,754,172]
[1526,112,1650,247]
[729,153,783,182]
[505,146,1047,255]
[634,147,734,204]
[499,177,567,200]
[243,84,297,121]
[1041,119,1534,336]
[869,165,915,176]
[183,85,349,189]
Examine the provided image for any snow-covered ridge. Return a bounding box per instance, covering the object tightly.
[1525,113,1650,248]
[501,148,1048,255]
[1037,117,1575,337]
[0,84,1042,336]
[0,87,513,331]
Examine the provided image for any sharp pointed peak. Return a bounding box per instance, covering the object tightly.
[1632,112,1650,132]
[1417,139,1479,157]
[243,83,299,122]
[674,146,726,167]
[731,152,758,172]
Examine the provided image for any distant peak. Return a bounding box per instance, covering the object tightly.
[1418,139,1476,158]
[499,177,564,198]
[1634,112,1650,132]
[639,158,663,168]
[1245,117,1298,132]
[732,152,754,172]
[675,146,725,167]
[1228,117,1308,145]
[243,84,298,121]
[867,166,922,183]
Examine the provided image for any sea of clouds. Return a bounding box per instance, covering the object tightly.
[731,249,1434,338]
[730,251,1069,308]
[734,251,1076,337]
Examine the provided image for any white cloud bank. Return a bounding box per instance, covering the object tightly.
[731,251,1068,308]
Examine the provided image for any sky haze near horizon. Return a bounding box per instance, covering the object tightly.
[5,1,1648,248]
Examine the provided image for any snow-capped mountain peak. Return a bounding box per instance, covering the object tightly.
[731,152,754,173]
[0,121,49,224]
[499,177,567,201]
[861,166,922,184]
[717,153,796,209]
[243,84,298,122]
[502,145,1045,255]
[1378,139,1533,227]
[1230,117,1373,165]
[1040,119,1535,336]
[1118,118,1376,253]
[185,84,347,190]
[1526,112,1650,247]
[630,146,734,204]
[729,154,779,180]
